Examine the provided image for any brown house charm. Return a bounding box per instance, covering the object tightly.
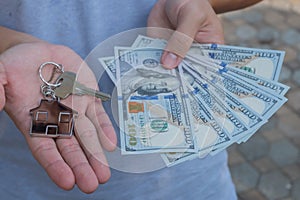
[30,99,78,138]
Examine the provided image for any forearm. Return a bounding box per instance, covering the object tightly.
[208,0,263,14]
[0,26,41,54]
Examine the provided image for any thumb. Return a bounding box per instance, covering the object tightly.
[161,31,194,69]
[161,12,198,69]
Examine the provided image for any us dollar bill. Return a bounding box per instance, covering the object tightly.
[180,62,251,143]
[98,56,117,85]
[115,47,197,154]
[187,55,289,96]
[189,43,285,81]
[132,35,285,81]
[99,50,229,163]
[132,35,166,48]
[131,35,154,48]
[161,69,233,166]
[97,35,288,166]
[183,56,289,143]
[182,63,267,144]
[161,152,198,167]
[183,62,266,130]
[184,56,287,120]
[99,40,288,98]
[185,85,231,152]
[218,63,289,95]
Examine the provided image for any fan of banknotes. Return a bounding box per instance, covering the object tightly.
[98,35,289,167]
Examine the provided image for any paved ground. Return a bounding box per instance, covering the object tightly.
[223,1,300,199]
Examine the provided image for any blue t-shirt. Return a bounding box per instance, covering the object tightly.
[0,1,237,199]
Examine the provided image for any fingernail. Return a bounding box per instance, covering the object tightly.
[163,52,178,68]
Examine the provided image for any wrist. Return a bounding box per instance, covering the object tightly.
[0,26,41,54]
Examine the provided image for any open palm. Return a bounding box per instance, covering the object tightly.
[0,42,117,193]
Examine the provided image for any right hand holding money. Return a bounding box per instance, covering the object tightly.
[99,35,289,167]
[148,0,224,69]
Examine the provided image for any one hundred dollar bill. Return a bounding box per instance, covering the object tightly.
[98,56,117,85]
[180,63,251,143]
[183,62,267,132]
[132,35,166,49]
[99,44,288,99]
[132,35,285,81]
[98,35,288,164]
[115,47,197,154]
[218,63,289,95]
[98,47,227,162]
[184,56,287,120]
[189,43,285,81]
[99,52,226,163]
[161,72,233,166]
[187,55,289,96]
[181,63,268,145]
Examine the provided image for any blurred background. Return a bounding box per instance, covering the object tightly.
[223,0,300,199]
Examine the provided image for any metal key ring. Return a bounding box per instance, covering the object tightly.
[39,61,64,87]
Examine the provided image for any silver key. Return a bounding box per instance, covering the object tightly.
[54,71,111,101]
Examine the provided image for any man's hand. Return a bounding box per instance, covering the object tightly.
[0,41,117,193]
[148,0,224,69]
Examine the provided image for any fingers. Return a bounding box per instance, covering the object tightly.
[147,0,173,39]
[164,11,199,58]
[74,62,117,151]
[55,136,99,193]
[146,27,173,42]
[160,0,199,69]
[57,56,113,190]
[26,137,75,190]
[25,105,112,193]
[161,0,224,69]
[25,101,112,193]
[161,31,194,69]
[86,99,117,152]
[75,114,111,184]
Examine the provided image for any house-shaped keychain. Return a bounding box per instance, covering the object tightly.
[29,99,78,138]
